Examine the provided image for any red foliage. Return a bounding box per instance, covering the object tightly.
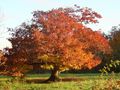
[2,6,111,77]
[31,6,110,70]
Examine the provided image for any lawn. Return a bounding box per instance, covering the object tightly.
[0,73,120,90]
[26,73,120,80]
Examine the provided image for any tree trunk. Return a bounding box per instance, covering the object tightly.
[46,68,61,82]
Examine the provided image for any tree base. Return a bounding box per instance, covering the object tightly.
[43,76,61,83]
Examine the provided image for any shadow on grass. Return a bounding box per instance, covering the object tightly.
[26,77,85,84]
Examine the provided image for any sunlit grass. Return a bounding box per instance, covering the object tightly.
[0,73,120,90]
[0,78,120,90]
[0,81,80,90]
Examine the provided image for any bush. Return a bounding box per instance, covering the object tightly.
[79,74,120,90]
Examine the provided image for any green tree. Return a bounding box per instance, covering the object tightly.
[108,25,120,72]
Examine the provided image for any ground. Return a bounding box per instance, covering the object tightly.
[0,73,120,90]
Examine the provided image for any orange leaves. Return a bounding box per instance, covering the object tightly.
[62,46,101,69]
[80,7,102,24]
[5,5,111,75]
[0,50,7,66]
[11,71,23,77]
[31,6,110,70]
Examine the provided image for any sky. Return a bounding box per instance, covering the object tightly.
[0,0,120,49]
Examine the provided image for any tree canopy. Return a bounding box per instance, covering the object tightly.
[1,5,111,81]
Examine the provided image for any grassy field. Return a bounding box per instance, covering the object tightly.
[26,73,120,79]
[0,73,120,90]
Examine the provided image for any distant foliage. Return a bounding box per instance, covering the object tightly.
[109,25,120,60]
[107,24,120,72]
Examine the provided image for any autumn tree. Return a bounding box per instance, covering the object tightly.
[0,50,7,75]
[8,5,111,81]
[0,50,6,66]
[0,47,33,77]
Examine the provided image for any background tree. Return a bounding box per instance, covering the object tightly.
[91,33,112,73]
[0,50,7,75]
[1,47,33,77]
[8,5,111,81]
[108,25,120,72]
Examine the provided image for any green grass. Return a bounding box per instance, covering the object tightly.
[0,79,120,90]
[0,73,120,80]
[0,81,81,90]
[0,73,120,90]
[26,73,120,80]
